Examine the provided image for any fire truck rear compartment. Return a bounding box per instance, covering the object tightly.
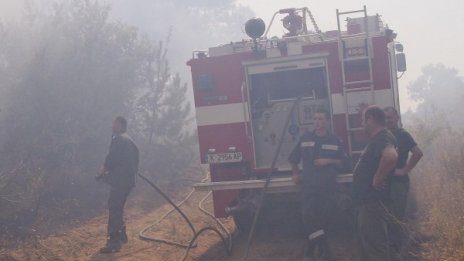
[248,63,331,171]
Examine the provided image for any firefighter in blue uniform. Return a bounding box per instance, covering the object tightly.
[289,109,346,261]
[97,116,139,254]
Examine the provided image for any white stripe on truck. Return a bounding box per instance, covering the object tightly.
[196,89,394,126]
[196,102,249,126]
[331,89,395,114]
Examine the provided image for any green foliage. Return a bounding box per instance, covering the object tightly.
[132,38,196,177]
[403,64,464,259]
[407,63,464,128]
[111,0,254,76]
[403,110,450,148]
[0,0,195,237]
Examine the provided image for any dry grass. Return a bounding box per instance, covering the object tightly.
[411,130,464,260]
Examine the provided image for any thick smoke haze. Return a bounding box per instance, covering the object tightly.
[0,0,198,238]
[0,1,463,260]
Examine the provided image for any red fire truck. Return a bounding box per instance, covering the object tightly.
[189,6,406,229]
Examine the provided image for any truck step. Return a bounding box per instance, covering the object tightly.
[193,174,353,192]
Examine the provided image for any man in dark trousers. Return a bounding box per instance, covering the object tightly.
[352,105,399,261]
[97,116,139,254]
[289,109,346,261]
[384,107,423,252]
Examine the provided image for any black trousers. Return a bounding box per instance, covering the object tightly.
[301,189,331,237]
[355,201,390,261]
[355,201,403,261]
[107,185,132,239]
[389,180,409,250]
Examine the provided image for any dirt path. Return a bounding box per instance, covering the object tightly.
[0,186,423,261]
[0,185,238,261]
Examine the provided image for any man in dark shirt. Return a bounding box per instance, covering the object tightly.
[97,116,139,254]
[289,109,345,261]
[352,106,398,261]
[384,107,423,251]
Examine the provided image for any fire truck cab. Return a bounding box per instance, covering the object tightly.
[189,6,406,226]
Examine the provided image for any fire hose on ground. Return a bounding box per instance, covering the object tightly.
[137,95,419,260]
[137,171,232,261]
[137,97,301,260]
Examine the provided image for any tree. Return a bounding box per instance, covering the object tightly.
[111,0,255,79]
[407,63,464,128]
[132,38,197,178]
[0,0,194,237]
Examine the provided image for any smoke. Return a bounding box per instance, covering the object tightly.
[0,0,22,22]
[109,0,254,84]
[0,0,211,238]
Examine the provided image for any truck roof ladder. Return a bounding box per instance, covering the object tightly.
[336,5,375,157]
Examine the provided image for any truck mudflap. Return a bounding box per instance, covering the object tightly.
[193,173,353,192]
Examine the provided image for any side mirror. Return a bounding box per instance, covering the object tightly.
[396,53,407,72]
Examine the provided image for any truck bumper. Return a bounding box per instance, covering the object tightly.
[193,174,353,193]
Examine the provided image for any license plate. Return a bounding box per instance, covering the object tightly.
[206,152,243,164]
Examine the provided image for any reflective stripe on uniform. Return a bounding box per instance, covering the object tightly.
[308,229,325,240]
[321,144,338,151]
[301,141,315,147]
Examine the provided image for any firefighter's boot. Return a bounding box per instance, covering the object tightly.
[303,240,315,261]
[99,233,122,254]
[304,230,332,261]
[314,234,332,261]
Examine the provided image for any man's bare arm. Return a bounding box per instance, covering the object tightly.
[373,146,398,190]
[395,145,423,176]
[96,166,109,181]
[313,158,341,167]
[291,163,301,184]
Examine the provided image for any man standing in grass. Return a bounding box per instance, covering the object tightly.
[352,106,399,261]
[384,107,423,252]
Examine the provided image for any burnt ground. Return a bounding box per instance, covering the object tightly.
[0,186,424,261]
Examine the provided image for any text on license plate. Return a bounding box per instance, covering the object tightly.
[206,152,243,164]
